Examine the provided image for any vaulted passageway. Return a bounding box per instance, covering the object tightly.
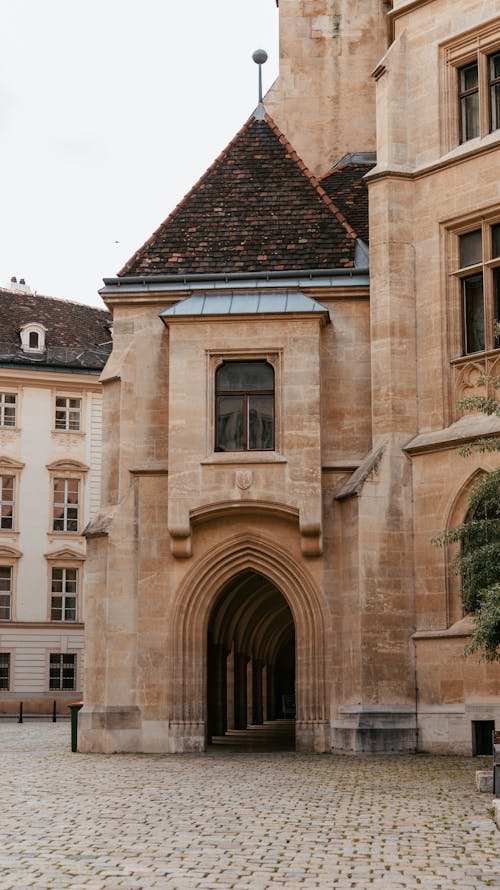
[207,570,295,750]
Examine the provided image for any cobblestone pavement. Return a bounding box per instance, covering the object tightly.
[0,722,498,890]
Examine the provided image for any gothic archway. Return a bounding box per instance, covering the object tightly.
[207,570,295,748]
[169,533,331,753]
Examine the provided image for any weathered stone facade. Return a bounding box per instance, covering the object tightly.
[79,0,500,755]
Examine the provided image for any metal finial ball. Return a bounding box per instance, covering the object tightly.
[252,49,268,65]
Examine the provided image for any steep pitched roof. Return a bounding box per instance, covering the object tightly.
[119,110,358,278]
[320,154,375,245]
[0,290,112,371]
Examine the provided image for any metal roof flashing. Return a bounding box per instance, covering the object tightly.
[159,290,331,324]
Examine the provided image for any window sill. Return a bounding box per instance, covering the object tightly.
[451,346,500,363]
[201,453,287,465]
[47,531,82,538]
[51,429,85,436]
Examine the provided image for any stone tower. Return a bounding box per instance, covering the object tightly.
[265,0,388,175]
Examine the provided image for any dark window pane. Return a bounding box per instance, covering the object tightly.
[461,91,479,141]
[51,598,63,621]
[491,52,500,80]
[491,84,500,131]
[0,594,11,620]
[460,230,482,267]
[64,599,77,621]
[248,395,274,450]
[216,396,244,451]
[492,225,500,258]
[461,62,478,91]
[216,361,274,392]
[29,331,39,348]
[0,653,10,690]
[463,274,485,353]
[494,269,500,348]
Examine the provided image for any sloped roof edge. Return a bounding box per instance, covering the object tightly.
[118,107,358,278]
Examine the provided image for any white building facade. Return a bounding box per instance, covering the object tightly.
[0,285,111,714]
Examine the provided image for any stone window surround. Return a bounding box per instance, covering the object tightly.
[47,460,88,537]
[446,206,500,363]
[0,458,24,535]
[19,322,47,354]
[205,348,283,463]
[0,546,21,623]
[440,18,500,154]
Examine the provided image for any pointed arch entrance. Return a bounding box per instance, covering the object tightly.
[207,570,295,748]
[169,534,330,753]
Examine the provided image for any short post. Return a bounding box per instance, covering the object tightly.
[18,701,23,724]
[68,702,83,753]
[52,700,57,723]
[493,731,500,798]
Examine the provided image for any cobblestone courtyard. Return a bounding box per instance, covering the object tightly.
[0,722,498,889]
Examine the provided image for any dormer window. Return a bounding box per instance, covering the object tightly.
[20,323,47,354]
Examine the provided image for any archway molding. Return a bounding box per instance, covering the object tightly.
[169,532,331,752]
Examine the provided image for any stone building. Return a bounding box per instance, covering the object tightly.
[0,283,111,713]
[79,0,500,755]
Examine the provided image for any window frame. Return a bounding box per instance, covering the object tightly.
[458,60,480,143]
[54,395,82,432]
[215,360,275,453]
[50,565,79,622]
[19,322,47,354]
[449,214,500,357]
[441,21,500,152]
[206,349,282,461]
[0,474,15,532]
[0,565,12,621]
[0,393,17,428]
[47,461,88,538]
[0,652,11,691]
[49,652,77,692]
[52,477,80,534]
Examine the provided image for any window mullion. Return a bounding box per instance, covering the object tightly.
[479,50,490,136]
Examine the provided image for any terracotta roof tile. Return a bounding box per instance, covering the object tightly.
[320,157,375,245]
[0,290,112,371]
[120,111,357,278]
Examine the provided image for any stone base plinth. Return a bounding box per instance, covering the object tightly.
[78,706,142,753]
[295,720,330,753]
[332,706,417,753]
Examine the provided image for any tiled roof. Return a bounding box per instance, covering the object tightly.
[320,155,375,245]
[119,110,358,278]
[0,290,112,371]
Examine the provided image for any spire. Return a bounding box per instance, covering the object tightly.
[252,49,268,107]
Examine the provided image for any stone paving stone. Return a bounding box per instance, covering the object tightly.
[0,722,498,889]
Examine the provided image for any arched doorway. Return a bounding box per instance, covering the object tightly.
[169,533,330,753]
[207,570,295,748]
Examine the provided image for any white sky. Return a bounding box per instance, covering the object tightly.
[0,1,279,308]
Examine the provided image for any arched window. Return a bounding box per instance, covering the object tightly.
[215,361,274,452]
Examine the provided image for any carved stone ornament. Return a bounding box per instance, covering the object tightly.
[235,470,253,491]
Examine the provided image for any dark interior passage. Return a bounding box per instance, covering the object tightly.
[207,570,295,750]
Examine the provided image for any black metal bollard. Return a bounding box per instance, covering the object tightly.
[493,732,500,798]
[18,701,23,724]
[52,700,57,723]
[68,702,83,752]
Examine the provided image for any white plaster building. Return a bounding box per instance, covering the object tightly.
[0,283,111,714]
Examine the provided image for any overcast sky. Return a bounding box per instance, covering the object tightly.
[0,1,279,307]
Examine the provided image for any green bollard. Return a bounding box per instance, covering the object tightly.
[68,702,83,752]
